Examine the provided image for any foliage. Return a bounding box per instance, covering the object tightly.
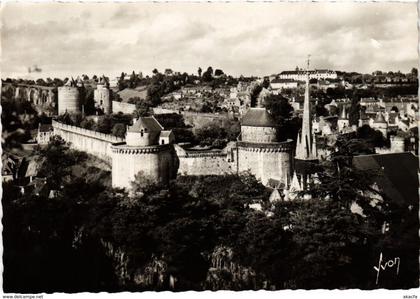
[112,123,126,138]
[194,120,240,148]
[35,136,88,189]
[264,94,293,123]
[133,100,151,117]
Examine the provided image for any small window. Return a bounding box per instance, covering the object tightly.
[140,129,144,137]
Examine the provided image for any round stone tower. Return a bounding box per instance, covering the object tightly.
[111,116,177,190]
[94,76,112,114]
[237,107,293,187]
[58,78,81,114]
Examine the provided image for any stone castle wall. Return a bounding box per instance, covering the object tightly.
[174,144,236,176]
[52,120,293,188]
[237,141,293,186]
[111,144,176,189]
[112,101,136,114]
[52,120,124,162]
[181,111,232,130]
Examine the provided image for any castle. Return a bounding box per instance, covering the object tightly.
[51,69,320,193]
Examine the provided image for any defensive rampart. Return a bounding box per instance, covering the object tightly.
[174,144,236,176]
[112,101,136,114]
[52,120,124,162]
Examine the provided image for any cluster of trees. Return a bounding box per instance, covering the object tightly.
[339,68,418,84]
[1,95,45,148]
[194,120,240,148]
[3,135,417,292]
[56,113,132,138]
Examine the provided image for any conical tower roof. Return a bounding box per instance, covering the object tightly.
[374,112,387,124]
[241,107,276,127]
[339,105,348,120]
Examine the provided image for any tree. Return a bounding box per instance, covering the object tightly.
[202,67,213,82]
[118,72,127,91]
[129,71,138,88]
[36,136,85,189]
[198,67,202,78]
[94,115,113,134]
[356,125,386,148]
[348,90,360,126]
[264,94,293,124]
[112,123,126,138]
[134,100,151,117]
[214,69,224,77]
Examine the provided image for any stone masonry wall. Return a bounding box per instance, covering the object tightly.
[174,144,236,176]
[112,101,136,114]
[52,120,124,162]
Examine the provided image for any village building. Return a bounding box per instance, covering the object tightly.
[37,124,54,145]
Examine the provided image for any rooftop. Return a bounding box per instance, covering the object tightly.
[241,107,277,127]
[353,152,419,207]
[128,116,163,133]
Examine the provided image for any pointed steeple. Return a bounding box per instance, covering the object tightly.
[339,105,348,120]
[287,171,302,201]
[295,55,317,161]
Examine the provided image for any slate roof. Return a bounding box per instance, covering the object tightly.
[353,152,419,207]
[241,108,277,127]
[128,116,163,133]
[159,130,173,138]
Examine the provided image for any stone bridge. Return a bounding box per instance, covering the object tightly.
[2,83,57,115]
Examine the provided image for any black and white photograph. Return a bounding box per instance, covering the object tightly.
[1,1,419,296]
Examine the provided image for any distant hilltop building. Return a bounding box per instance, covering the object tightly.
[58,77,84,114]
[278,69,337,81]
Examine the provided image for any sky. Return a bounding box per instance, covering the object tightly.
[0,2,418,79]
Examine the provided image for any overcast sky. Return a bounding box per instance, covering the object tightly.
[1,2,418,79]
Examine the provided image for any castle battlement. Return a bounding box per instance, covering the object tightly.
[237,140,294,153]
[177,150,228,158]
[52,120,124,143]
[110,143,171,154]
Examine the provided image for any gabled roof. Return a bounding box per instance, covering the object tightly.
[159,130,173,138]
[128,116,163,133]
[241,108,277,127]
[353,152,418,207]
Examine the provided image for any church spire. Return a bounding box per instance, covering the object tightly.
[295,55,317,161]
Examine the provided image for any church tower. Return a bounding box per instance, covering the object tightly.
[294,56,318,191]
[337,105,350,133]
